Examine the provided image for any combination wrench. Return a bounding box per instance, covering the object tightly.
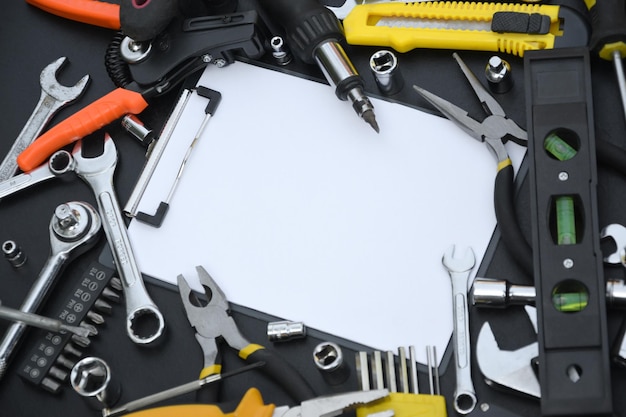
[442,245,477,415]
[0,201,101,380]
[0,149,76,200]
[73,135,166,345]
[0,56,89,181]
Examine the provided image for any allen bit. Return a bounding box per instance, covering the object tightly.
[0,303,92,338]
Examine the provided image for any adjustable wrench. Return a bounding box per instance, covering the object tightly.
[442,245,477,415]
[476,306,540,399]
[0,149,76,200]
[0,201,101,380]
[0,56,89,181]
[73,135,165,345]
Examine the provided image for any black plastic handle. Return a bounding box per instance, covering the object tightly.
[587,0,626,58]
[494,163,533,276]
[246,347,316,403]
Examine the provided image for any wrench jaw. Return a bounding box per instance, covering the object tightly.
[442,245,476,273]
[476,312,540,399]
[41,57,91,102]
[0,56,90,182]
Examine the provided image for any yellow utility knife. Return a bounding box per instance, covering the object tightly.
[342,1,589,57]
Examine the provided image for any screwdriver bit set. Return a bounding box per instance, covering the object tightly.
[17,261,121,394]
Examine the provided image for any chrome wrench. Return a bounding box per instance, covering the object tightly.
[442,245,477,415]
[0,201,101,380]
[0,57,89,181]
[0,149,75,200]
[73,135,165,345]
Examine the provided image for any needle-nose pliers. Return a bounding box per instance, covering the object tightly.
[177,266,316,404]
[413,52,532,275]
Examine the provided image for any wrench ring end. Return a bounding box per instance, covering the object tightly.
[126,306,165,346]
[454,390,477,415]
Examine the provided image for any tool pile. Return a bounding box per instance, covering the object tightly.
[2,0,626,416]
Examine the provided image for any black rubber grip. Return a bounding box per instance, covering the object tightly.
[491,12,550,34]
[493,163,533,276]
[587,0,626,55]
[120,0,179,41]
[246,347,316,402]
[256,0,343,63]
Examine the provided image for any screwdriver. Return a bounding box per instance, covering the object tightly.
[0,302,92,338]
[256,0,379,133]
[586,0,626,122]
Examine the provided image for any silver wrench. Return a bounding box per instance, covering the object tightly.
[442,245,477,415]
[0,56,89,181]
[73,135,165,345]
[0,149,75,200]
[0,201,101,380]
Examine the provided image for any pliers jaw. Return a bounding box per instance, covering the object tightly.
[413,53,528,165]
[177,266,250,354]
[280,389,390,417]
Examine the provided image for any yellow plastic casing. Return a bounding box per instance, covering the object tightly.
[356,392,447,417]
[123,387,276,417]
[343,2,561,57]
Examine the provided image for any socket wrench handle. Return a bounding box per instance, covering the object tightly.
[0,201,101,379]
[442,245,477,415]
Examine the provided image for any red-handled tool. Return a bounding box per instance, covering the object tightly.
[17,88,148,172]
[25,0,178,41]
[26,0,120,29]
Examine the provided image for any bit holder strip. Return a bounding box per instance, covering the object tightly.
[17,261,118,393]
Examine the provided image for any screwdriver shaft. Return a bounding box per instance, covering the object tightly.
[0,305,91,338]
[102,362,264,417]
[612,50,626,124]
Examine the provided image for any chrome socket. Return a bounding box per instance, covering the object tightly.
[369,50,403,95]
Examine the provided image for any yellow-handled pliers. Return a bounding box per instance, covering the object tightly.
[177,266,316,403]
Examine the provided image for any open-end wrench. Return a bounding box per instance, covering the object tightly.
[0,201,101,380]
[0,57,89,181]
[442,245,477,415]
[0,149,76,200]
[72,135,165,345]
[476,306,540,398]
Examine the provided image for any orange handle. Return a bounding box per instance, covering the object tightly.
[123,388,277,417]
[17,88,149,172]
[26,0,120,29]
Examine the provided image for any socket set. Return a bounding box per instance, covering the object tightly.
[17,261,121,394]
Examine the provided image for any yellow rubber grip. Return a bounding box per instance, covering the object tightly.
[497,158,513,172]
[356,392,447,417]
[343,1,560,57]
[239,343,265,360]
[122,387,276,417]
[199,364,222,379]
